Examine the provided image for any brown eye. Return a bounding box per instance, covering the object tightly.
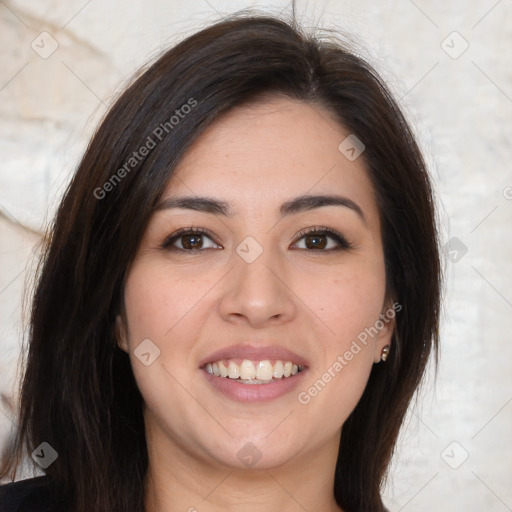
[181,233,202,249]
[161,228,220,252]
[292,227,352,251]
[303,233,328,250]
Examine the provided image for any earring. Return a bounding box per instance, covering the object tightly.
[380,345,390,362]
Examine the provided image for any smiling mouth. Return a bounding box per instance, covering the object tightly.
[202,359,305,384]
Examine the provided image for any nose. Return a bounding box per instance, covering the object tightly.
[218,243,297,327]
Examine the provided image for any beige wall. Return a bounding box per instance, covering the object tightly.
[1,0,511,510]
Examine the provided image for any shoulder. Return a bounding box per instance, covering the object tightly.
[0,476,63,512]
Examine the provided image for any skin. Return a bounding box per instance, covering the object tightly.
[117,95,394,512]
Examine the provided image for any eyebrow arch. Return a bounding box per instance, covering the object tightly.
[155,194,366,224]
[280,194,366,224]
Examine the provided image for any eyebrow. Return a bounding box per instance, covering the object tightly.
[155,194,366,224]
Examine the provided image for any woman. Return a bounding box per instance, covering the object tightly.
[0,12,442,512]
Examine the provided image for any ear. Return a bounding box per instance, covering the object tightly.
[115,314,129,353]
[373,300,397,363]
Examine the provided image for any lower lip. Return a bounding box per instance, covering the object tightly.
[201,369,308,403]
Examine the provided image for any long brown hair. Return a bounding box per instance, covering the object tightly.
[1,12,442,512]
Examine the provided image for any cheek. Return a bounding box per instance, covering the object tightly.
[297,262,386,347]
[293,264,384,410]
[121,260,216,400]
[122,260,210,343]
[121,263,209,435]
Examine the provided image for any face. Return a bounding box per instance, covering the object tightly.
[117,95,394,472]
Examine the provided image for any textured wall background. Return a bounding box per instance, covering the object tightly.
[1,0,511,510]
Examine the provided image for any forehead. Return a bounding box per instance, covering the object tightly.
[165,96,379,224]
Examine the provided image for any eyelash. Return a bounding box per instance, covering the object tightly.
[160,226,353,253]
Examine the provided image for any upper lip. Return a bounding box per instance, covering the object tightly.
[198,343,309,368]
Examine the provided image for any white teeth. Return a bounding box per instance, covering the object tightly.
[218,361,228,377]
[228,361,240,379]
[204,358,304,381]
[240,360,256,380]
[256,360,273,380]
[273,360,284,378]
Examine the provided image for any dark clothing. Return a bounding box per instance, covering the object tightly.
[0,476,62,512]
